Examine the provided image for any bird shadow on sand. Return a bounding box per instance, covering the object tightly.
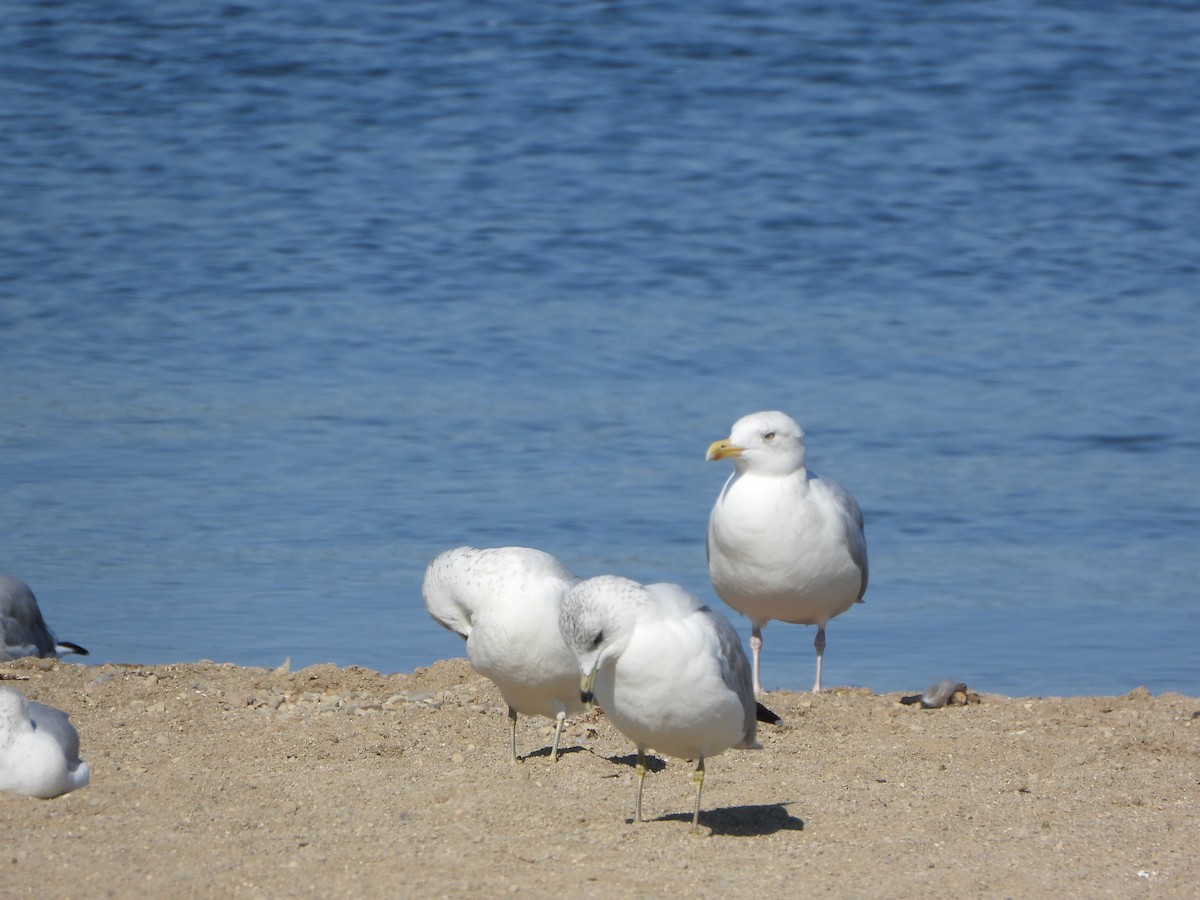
[603,752,669,774]
[522,745,589,762]
[655,803,805,836]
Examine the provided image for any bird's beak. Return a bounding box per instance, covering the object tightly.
[706,439,744,461]
[580,669,597,708]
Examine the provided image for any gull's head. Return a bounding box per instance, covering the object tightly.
[0,687,33,746]
[558,575,641,704]
[706,410,807,476]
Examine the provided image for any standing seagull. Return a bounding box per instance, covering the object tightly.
[706,410,868,695]
[1,575,89,663]
[422,546,585,763]
[558,575,760,830]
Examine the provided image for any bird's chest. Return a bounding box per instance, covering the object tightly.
[709,481,851,590]
[711,481,828,555]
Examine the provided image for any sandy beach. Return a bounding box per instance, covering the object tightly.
[3,655,1196,897]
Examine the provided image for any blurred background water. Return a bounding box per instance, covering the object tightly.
[2,0,1197,697]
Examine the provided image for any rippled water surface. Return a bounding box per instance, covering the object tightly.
[3,1,1198,695]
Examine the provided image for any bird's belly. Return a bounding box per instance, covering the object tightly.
[597,653,746,760]
[467,629,583,718]
[709,524,862,625]
[604,687,744,760]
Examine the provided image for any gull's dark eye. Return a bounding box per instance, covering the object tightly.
[590,631,604,650]
[763,432,776,441]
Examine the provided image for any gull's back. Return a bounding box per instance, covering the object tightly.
[0,576,57,661]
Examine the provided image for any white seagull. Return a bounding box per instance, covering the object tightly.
[558,574,761,830]
[706,410,868,695]
[0,687,90,799]
[422,546,585,763]
[1,575,89,662]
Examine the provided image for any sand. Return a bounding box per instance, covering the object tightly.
[2,655,1196,898]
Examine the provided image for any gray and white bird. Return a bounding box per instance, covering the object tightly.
[706,410,868,695]
[0,575,89,663]
[558,574,760,830]
[422,546,585,763]
[0,687,90,799]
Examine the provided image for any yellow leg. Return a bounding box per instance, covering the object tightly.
[635,747,648,822]
[691,757,705,831]
[551,711,566,763]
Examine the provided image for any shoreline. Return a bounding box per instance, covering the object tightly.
[4,656,1197,897]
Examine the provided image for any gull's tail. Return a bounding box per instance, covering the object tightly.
[755,701,783,726]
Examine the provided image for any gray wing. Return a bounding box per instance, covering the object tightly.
[29,701,83,763]
[700,606,758,748]
[0,576,58,659]
[817,476,869,601]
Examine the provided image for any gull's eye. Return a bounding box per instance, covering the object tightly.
[763,432,776,441]
[590,631,604,650]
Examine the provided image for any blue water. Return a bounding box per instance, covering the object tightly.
[3,1,1198,697]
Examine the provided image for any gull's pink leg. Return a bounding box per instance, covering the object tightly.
[750,626,765,697]
[812,625,827,693]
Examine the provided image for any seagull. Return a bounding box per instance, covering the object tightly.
[422,546,585,763]
[558,574,761,830]
[0,575,89,662]
[0,687,90,798]
[706,410,868,695]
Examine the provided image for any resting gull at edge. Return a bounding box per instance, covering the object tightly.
[0,686,91,799]
[1,575,89,663]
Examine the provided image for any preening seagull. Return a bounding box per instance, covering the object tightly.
[0,575,89,663]
[558,574,761,830]
[422,546,585,762]
[706,410,868,694]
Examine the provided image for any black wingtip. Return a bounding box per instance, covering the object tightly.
[56,641,89,657]
[755,701,783,726]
